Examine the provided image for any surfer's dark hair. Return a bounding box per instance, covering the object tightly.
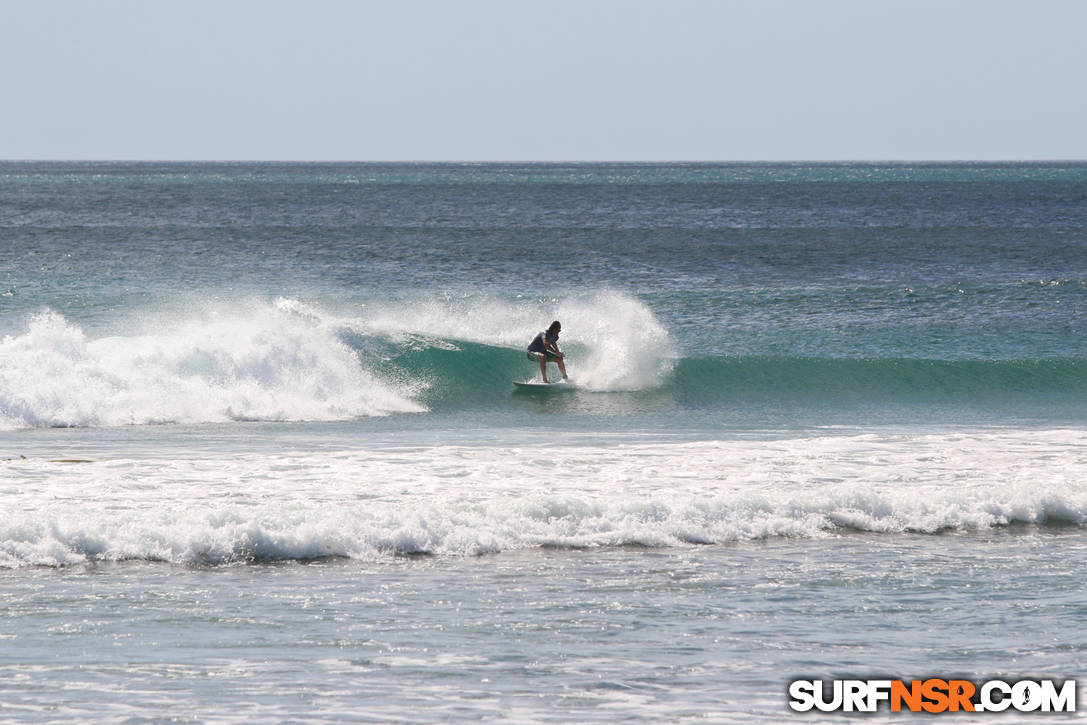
[548,320,561,333]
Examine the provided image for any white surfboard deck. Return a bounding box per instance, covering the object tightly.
[512,380,577,391]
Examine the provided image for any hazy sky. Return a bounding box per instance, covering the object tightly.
[3,0,1085,161]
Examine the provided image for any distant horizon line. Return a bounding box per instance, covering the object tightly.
[3,158,1086,164]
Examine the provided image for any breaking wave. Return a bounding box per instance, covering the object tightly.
[0,291,676,429]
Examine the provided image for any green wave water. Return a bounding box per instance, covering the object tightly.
[362,336,1087,411]
[669,355,1087,403]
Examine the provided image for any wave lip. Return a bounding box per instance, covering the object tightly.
[0,306,422,430]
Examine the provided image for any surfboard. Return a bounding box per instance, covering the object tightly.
[512,380,577,392]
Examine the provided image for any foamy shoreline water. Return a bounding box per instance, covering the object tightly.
[5,430,1086,568]
[3,529,1085,724]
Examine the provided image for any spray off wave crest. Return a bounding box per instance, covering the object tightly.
[332,289,677,393]
[0,291,675,429]
[0,303,423,430]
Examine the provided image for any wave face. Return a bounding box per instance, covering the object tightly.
[4,430,1086,568]
[670,355,1087,404]
[337,290,678,413]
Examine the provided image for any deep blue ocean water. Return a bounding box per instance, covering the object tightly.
[2,162,1086,722]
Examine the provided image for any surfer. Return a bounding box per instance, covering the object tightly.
[527,320,568,383]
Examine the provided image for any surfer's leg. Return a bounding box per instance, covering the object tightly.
[557,357,568,380]
[539,355,549,383]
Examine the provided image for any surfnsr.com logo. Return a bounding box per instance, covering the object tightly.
[788,679,1077,713]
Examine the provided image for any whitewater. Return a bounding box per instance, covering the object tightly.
[0,291,679,430]
[3,161,1087,723]
[5,430,1087,569]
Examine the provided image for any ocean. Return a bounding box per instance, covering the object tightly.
[1,161,1086,722]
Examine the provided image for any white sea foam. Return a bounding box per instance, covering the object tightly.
[0,291,673,429]
[0,305,422,430]
[3,429,1086,568]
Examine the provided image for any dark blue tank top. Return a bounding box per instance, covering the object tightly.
[527,330,557,353]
